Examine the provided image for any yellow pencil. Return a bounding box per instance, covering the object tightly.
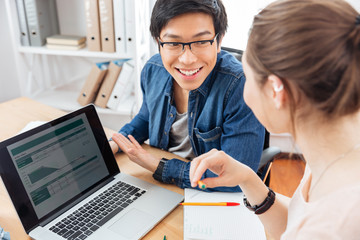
[179,202,240,206]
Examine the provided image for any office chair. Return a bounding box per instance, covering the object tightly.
[222,46,281,186]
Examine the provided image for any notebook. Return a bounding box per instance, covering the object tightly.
[0,104,183,240]
[184,188,266,240]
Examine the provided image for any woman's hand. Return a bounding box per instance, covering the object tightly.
[190,149,251,188]
[112,133,160,172]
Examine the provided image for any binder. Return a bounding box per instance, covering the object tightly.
[124,0,136,55]
[24,0,60,47]
[48,0,59,38]
[99,0,115,53]
[77,61,110,106]
[113,0,126,53]
[15,0,30,46]
[94,59,125,108]
[84,0,102,51]
[107,60,134,110]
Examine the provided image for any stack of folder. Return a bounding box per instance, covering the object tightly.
[15,0,59,46]
[46,35,86,51]
[15,0,137,54]
[77,59,134,109]
[84,0,135,53]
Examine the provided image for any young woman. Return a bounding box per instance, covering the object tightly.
[190,0,360,238]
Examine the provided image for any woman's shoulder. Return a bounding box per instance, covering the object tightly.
[306,185,360,231]
[284,184,360,239]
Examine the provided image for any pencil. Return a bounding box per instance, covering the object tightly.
[263,162,273,183]
[198,180,206,189]
[179,202,240,206]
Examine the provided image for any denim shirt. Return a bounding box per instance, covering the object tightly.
[119,50,265,192]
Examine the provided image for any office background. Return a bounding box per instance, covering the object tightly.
[1,0,359,103]
[0,0,359,152]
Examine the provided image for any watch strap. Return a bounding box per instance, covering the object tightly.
[152,158,168,182]
[243,187,275,215]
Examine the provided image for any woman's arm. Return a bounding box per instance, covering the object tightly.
[190,149,290,239]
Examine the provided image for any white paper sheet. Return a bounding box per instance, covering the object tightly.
[184,188,267,240]
[19,121,46,134]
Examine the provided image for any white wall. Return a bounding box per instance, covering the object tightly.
[221,0,271,50]
[0,0,20,103]
[222,0,360,50]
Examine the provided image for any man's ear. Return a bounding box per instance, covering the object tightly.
[268,74,285,109]
[217,34,224,53]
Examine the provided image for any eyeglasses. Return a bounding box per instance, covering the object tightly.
[158,33,219,56]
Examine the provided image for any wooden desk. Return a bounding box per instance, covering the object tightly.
[0,97,184,240]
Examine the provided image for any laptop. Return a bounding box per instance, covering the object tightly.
[0,104,184,240]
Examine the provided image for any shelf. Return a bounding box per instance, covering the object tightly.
[18,46,131,59]
[32,90,135,116]
[7,0,149,130]
[269,132,301,153]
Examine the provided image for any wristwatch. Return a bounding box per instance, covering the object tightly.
[243,187,275,215]
[152,158,168,182]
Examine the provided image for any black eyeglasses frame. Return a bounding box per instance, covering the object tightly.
[158,33,219,53]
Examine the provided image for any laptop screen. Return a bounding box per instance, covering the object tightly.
[0,105,119,232]
[7,113,109,218]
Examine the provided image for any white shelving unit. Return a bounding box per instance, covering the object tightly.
[270,133,301,154]
[5,0,151,130]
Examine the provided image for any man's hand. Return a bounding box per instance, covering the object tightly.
[112,133,161,172]
[109,140,119,154]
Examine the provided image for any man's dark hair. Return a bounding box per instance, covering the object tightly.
[150,0,227,42]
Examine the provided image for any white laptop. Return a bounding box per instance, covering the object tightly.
[0,104,183,240]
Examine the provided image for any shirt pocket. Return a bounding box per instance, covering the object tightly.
[194,126,222,154]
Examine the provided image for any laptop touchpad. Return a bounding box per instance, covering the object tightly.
[108,208,155,238]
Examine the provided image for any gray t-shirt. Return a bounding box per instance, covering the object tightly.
[168,111,195,160]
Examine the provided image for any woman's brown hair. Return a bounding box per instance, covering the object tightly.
[246,0,360,120]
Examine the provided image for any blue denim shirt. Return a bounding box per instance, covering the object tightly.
[119,50,265,192]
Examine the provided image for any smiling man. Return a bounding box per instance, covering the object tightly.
[110,0,265,192]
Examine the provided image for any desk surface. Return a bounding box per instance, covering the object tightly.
[0,97,184,240]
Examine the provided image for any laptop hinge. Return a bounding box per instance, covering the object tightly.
[39,176,115,227]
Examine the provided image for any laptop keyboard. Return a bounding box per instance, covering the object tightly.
[49,180,146,240]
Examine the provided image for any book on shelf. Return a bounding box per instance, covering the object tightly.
[77,61,110,106]
[84,0,102,51]
[46,43,86,50]
[15,0,30,46]
[94,59,128,108]
[107,59,135,110]
[46,35,86,45]
[99,0,115,53]
[113,0,126,53]
[124,0,136,55]
[24,0,60,46]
